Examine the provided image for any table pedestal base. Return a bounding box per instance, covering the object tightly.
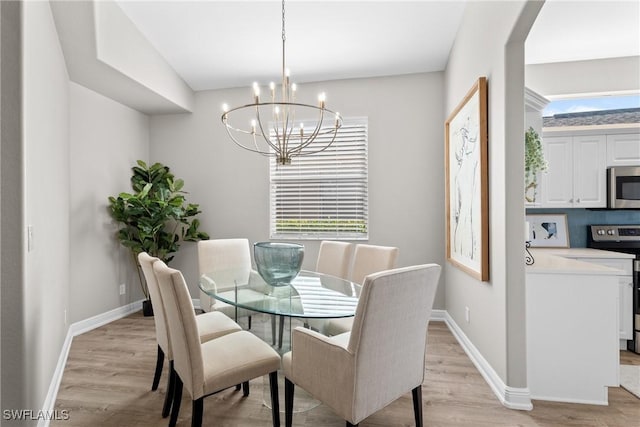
[262,372,320,413]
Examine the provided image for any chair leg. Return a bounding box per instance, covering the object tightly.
[272,315,277,345]
[235,384,241,391]
[284,377,294,427]
[192,398,203,427]
[346,422,358,427]
[278,315,285,349]
[248,315,252,329]
[412,385,423,427]
[242,381,250,397]
[152,345,164,391]
[162,361,176,418]
[169,375,183,427]
[269,371,280,427]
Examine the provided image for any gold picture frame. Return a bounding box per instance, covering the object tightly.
[445,77,489,281]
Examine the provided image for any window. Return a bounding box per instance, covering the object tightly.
[270,117,368,240]
[543,94,640,116]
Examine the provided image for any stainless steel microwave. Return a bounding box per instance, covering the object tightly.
[608,166,640,209]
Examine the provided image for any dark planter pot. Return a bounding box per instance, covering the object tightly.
[142,299,154,317]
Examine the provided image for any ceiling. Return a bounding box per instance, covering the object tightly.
[114,1,640,92]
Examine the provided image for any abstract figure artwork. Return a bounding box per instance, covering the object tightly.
[526,214,570,248]
[445,77,489,281]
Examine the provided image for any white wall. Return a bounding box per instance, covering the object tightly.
[444,0,541,389]
[23,0,70,418]
[69,82,149,323]
[149,72,448,308]
[525,56,640,98]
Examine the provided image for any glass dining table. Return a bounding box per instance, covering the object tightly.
[199,268,361,412]
[198,268,361,344]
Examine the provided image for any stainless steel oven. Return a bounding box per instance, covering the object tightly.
[588,224,640,354]
[608,166,640,209]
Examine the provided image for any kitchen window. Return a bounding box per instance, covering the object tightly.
[269,117,368,240]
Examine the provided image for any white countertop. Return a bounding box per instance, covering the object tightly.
[534,247,635,259]
[526,248,631,275]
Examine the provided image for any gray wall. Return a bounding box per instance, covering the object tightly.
[444,0,540,387]
[525,56,640,98]
[149,73,448,308]
[22,0,70,418]
[6,2,150,419]
[69,82,149,323]
[1,0,23,416]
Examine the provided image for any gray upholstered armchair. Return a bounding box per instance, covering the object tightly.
[283,264,441,427]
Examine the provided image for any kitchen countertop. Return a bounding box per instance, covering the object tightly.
[526,248,632,275]
[533,247,636,259]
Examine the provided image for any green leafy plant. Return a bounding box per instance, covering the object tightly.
[108,160,209,300]
[524,126,548,203]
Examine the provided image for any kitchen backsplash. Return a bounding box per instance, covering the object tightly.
[526,208,640,248]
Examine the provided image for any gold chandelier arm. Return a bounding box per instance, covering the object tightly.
[222,121,271,156]
[254,105,281,154]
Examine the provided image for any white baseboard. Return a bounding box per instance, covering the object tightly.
[442,311,533,411]
[38,299,145,427]
[430,308,447,322]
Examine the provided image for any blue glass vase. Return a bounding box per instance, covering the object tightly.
[254,242,304,287]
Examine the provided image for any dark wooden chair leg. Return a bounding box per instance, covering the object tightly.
[269,371,280,427]
[192,398,203,427]
[162,361,176,418]
[235,384,241,391]
[272,315,277,344]
[248,315,252,330]
[278,315,285,349]
[346,422,358,427]
[284,377,294,427]
[412,385,423,427]
[242,381,250,397]
[169,375,183,427]
[152,345,164,390]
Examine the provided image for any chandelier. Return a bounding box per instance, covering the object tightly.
[221,0,342,165]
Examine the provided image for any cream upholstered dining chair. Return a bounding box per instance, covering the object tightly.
[197,238,258,327]
[316,240,353,279]
[138,252,242,418]
[323,243,399,336]
[154,260,282,427]
[306,241,353,332]
[283,264,441,427]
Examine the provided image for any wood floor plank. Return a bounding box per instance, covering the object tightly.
[53,311,640,426]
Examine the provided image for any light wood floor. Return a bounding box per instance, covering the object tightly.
[53,311,640,427]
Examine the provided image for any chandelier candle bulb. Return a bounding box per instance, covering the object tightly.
[318,92,326,108]
[253,82,260,103]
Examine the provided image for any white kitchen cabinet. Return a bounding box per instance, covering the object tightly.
[570,257,634,344]
[540,135,606,208]
[606,133,640,166]
[526,251,620,404]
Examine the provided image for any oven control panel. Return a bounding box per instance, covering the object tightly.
[590,225,640,242]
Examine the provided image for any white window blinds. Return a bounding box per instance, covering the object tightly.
[270,117,368,240]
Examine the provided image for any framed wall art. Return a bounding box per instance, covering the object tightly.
[445,77,489,281]
[526,213,570,248]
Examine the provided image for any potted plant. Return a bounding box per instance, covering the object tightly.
[108,160,209,315]
[524,126,548,203]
